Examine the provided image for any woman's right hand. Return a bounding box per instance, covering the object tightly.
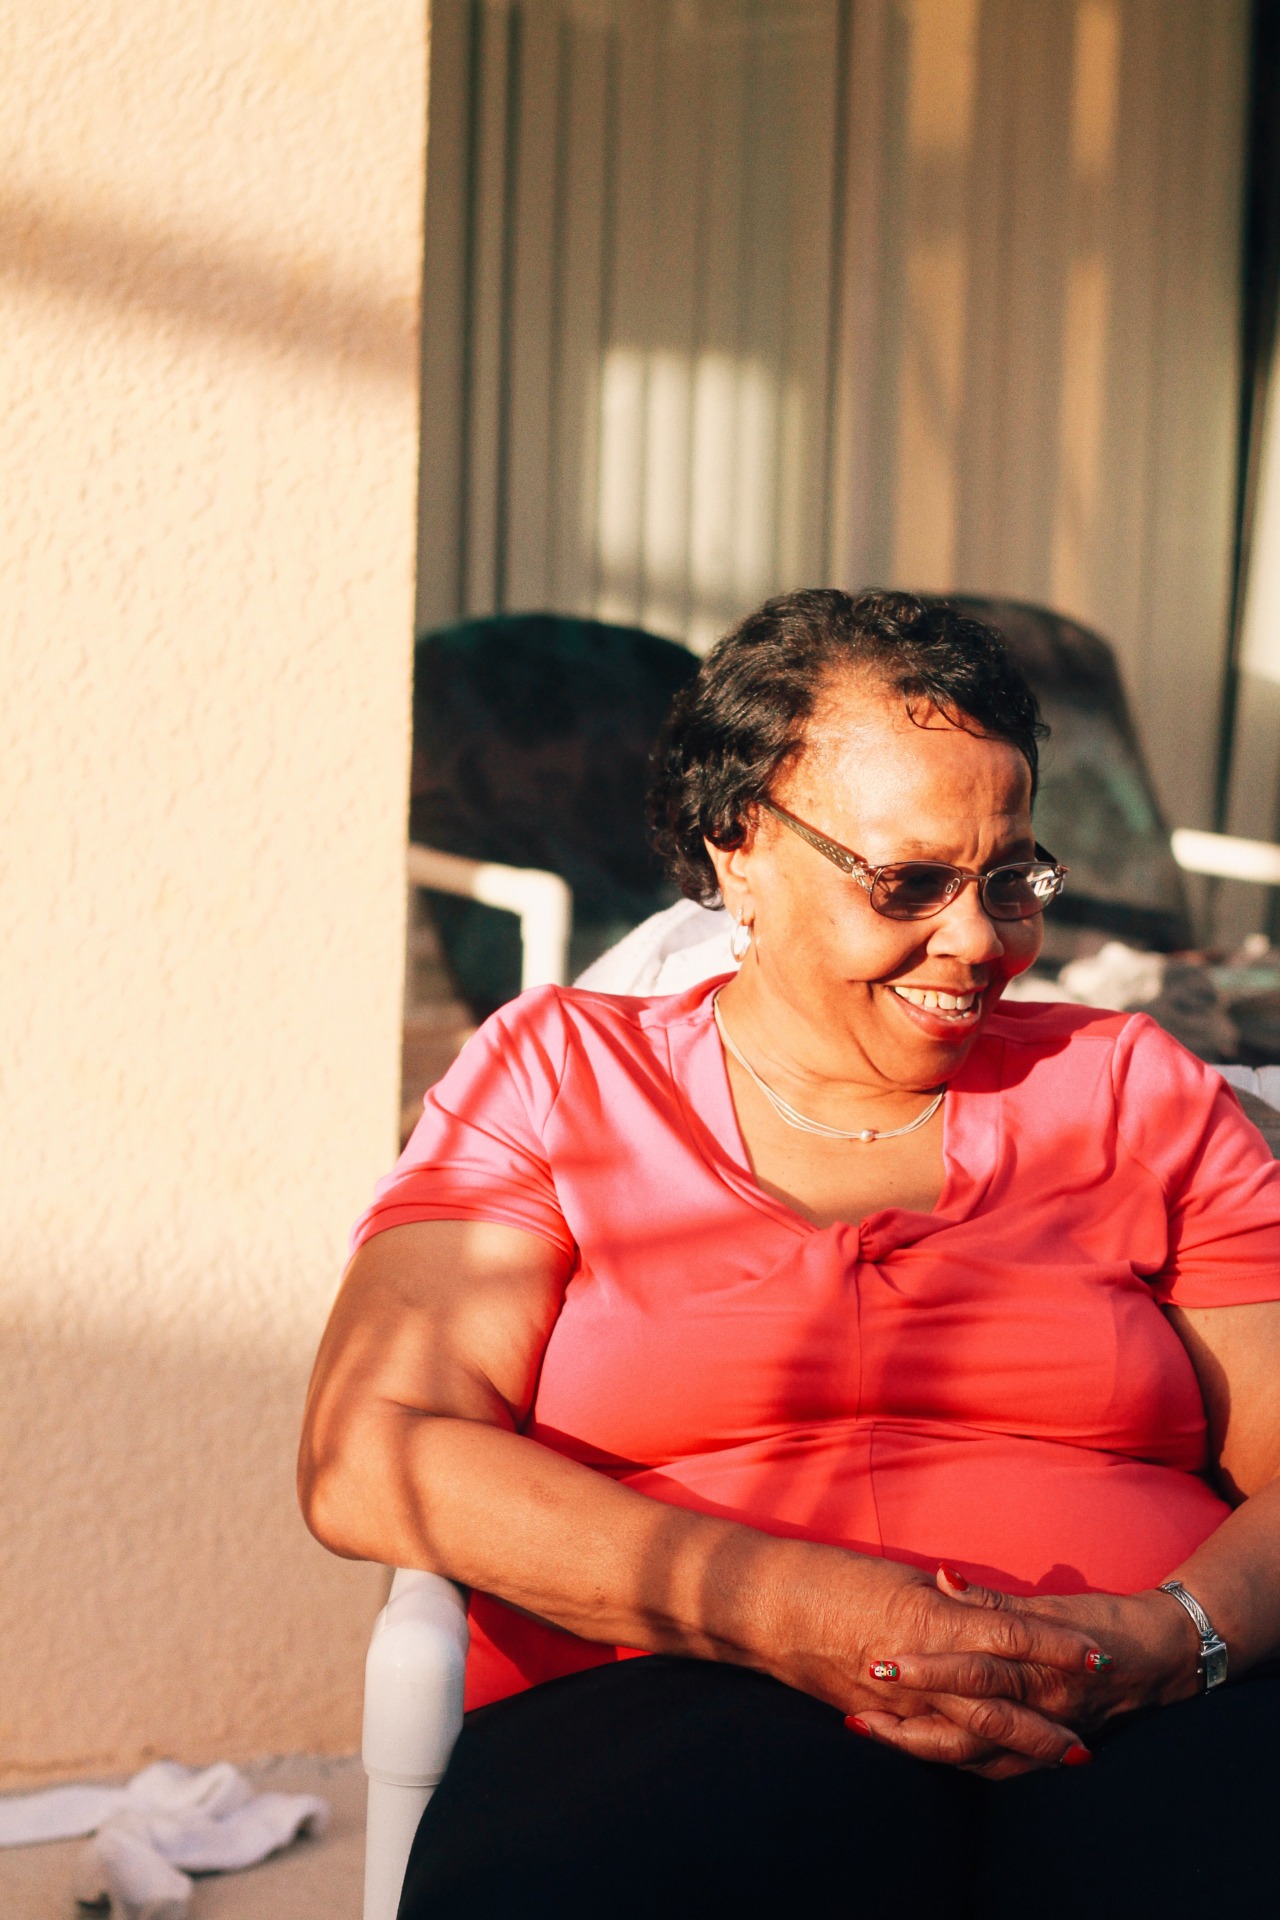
[756,1542,1106,1777]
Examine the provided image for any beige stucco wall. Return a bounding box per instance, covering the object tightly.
[0,0,426,1784]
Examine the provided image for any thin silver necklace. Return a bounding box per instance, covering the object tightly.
[712,992,945,1144]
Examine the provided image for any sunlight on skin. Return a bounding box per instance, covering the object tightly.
[709,671,1041,1128]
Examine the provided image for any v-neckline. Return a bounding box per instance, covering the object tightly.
[664,976,1002,1245]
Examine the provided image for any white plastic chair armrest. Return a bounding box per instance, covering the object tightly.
[407,842,572,989]
[1171,828,1280,885]
[362,1569,469,1920]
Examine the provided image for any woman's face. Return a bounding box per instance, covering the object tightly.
[708,672,1043,1092]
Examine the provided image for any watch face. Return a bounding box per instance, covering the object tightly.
[1202,1640,1229,1691]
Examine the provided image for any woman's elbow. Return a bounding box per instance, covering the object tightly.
[297,1408,371,1558]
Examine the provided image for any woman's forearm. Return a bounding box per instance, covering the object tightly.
[1165,1474,1280,1674]
[300,1396,1105,1771]
[302,1400,808,1666]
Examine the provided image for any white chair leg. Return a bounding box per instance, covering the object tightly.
[363,1778,436,1920]
[362,1570,469,1920]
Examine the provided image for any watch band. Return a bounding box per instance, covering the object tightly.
[1158,1580,1229,1691]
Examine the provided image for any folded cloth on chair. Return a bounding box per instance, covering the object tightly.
[573,897,735,994]
[0,1760,328,1919]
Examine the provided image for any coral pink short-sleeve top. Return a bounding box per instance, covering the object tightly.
[353,979,1280,1711]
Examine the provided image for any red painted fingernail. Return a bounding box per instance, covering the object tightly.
[1061,1745,1093,1767]
[939,1564,970,1591]
[869,1661,900,1681]
[1085,1649,1113,1672]
[844,1714,872,1736]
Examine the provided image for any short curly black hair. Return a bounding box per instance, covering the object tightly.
[647,588,1047,906]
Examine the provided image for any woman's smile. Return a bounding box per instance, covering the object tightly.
[885,980,985,1033]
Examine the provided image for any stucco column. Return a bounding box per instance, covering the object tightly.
[0,1,426,1780]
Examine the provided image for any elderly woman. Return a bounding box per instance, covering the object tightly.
[300,592,1280,1919]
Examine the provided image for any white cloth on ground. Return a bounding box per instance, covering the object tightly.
[0,1760,328,1919]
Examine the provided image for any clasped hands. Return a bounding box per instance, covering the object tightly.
[772,1553,1203,1780]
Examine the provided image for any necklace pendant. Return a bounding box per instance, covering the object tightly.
[858,1129,876,1142]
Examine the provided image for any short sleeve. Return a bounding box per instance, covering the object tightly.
[351,987,575,1259]
[1112,1013,1280,1307]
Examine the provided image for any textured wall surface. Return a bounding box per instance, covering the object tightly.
[0,0,426,1782]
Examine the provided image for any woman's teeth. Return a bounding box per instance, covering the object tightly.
[891,986,978,1014]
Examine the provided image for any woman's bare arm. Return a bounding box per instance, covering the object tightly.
[1158,1299,1280,1671]
[298,1219,1100,1770]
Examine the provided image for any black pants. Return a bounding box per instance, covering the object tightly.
[398,1656,1280,1920]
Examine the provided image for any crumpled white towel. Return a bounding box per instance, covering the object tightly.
[0,1760,328,1918]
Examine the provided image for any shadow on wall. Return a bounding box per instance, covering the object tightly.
[0,1315,386,1790]
[0,185,417,384]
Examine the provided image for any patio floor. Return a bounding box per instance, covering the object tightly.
[0,1755,367,1920]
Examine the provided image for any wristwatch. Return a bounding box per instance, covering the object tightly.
[1158,1580,1229,1691]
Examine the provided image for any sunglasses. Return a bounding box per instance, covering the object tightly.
[761,802,1067,923]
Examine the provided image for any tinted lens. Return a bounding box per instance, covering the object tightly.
[981,862,1060,920]
[870,863,965,919]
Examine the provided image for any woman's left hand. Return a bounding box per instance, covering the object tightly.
[853,1567,1204,1777]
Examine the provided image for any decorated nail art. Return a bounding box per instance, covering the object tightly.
[868,1660,901,1681]
[1085,1650,1113,1672]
